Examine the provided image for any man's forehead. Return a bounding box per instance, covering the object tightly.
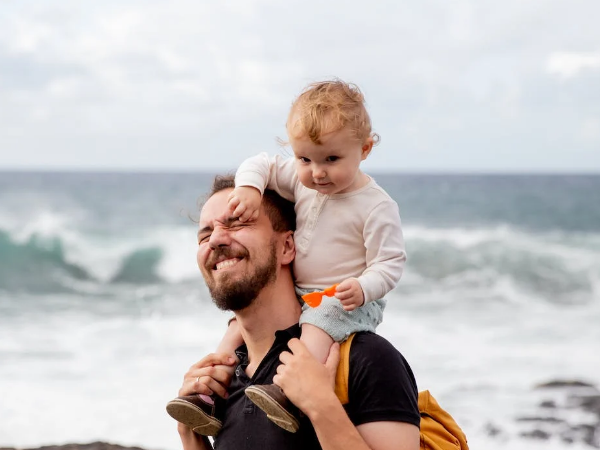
[199,188,267,228]
[199,189,232,225]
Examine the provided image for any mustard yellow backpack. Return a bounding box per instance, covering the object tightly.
[335,334,469,450]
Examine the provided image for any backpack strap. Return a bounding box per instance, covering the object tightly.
[334,333,356,405]
[333,333,469,450]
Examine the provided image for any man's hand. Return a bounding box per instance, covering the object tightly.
[273,338,340,418]
[178,353,236,399]
[227,186,262,222]
[335,278,365,311]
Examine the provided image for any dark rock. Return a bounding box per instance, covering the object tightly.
[484,422,503,437]
[560,433,575,444]
[520,429,551,440]
[561,424,600,448]
[0,442,152,450]
[516,416,564,424]
[576,395,600,417]
[536,380,597,390]
[513,379,600,448]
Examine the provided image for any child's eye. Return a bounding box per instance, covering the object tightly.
[298,157,311,163]
[326,156,339,162]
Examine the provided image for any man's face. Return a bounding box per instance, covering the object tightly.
[196,189,279,311]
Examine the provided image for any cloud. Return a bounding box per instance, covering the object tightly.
[546,52,600,79]
[0,0,599,171]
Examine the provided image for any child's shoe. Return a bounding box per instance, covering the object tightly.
[245,384,300,432]
[166,394,223,436]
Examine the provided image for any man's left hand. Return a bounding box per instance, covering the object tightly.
[273,338,340,418]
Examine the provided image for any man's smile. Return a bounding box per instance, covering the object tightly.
[214,258,241,270]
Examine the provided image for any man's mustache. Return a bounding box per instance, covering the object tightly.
[206,247,249,269]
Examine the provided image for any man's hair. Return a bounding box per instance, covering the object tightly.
[285,78,380,146]
[209,174,296,232]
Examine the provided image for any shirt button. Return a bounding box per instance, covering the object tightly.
[235,367,242,376]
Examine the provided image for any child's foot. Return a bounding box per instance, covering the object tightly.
[166,394,223,436]
[245,384,300,433]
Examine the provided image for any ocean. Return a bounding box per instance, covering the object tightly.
[0,172,598,450]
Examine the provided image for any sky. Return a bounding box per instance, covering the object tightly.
[0,0,599,173]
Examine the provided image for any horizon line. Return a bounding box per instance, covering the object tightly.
[1,168,599,176]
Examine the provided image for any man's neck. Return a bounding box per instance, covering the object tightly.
[235,274,301,377]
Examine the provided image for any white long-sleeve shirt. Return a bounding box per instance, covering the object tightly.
[235,153,406,304]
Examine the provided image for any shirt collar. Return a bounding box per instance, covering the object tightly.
[234,323,301,363]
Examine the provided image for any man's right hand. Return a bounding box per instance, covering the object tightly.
[227,186,262,222]
[179,353,237,399]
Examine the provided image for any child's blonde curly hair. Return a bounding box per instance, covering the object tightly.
[285,79,380,146]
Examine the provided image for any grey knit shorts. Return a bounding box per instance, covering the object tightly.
[296,286,386,343]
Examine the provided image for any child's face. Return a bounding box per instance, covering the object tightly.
[291,126,372,195]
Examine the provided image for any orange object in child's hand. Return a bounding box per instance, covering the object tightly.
[301,284,339,308]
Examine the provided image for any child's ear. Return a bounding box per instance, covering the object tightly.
[361,137,374,160]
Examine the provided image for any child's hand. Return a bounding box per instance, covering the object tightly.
[227,186,261,222]
[335,278,365,311]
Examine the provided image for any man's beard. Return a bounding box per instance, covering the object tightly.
[206,241,278,312]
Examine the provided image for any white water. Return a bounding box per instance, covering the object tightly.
[1,275,598,450]
[1,176,599,449]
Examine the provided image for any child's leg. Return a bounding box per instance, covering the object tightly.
[200,318,243,403]
[300,323,334,364]
[215,318,243,373]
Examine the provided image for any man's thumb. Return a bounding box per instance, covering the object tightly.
[325,342,341,375]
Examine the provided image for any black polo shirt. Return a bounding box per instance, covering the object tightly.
[214,324,420,450]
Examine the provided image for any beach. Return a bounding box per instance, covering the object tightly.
[1,172,599,449]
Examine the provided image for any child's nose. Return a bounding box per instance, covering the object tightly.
[312,166,326,179]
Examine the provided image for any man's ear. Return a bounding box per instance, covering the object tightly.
[281,231,295,265]
[361,137,374,160]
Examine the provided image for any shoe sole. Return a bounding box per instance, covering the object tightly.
[166,398,222,436]
[245,386,300,433]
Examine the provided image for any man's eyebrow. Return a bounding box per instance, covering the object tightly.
[197,216,242,240]
[197,226,212,240]
[220,216,241,226]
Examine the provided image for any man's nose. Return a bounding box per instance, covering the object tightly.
[208,225,232,248]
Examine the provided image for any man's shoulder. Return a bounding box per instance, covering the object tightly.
[345,332,421,427]
[348,331,415,380]
[349,331,403,358]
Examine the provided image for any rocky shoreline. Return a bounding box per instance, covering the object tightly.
[0,443,151,450]
[486,379,600,448]
[3,379,599,450]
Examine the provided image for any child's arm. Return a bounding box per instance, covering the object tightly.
[343,199,406,306]
[228,152,299,222]
[234,152,299,202]
[334,278,365,311]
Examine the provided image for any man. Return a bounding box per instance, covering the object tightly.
[175,175,420,450]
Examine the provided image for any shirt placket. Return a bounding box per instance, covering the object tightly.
[298,193,327,253]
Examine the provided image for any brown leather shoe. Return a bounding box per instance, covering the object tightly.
[245,384,300,433]
[166,394,222,436]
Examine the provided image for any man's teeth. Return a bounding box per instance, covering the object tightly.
[215,259,239,270]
